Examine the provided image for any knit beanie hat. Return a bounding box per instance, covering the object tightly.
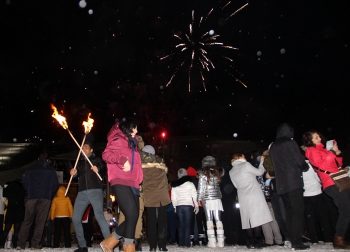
[178,168,187,178]
[186,167,197,177]
[142,145,155,155]
[202,156,216,168]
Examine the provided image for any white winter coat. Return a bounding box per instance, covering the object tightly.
[229,159,272,229]
[171,178,198,209]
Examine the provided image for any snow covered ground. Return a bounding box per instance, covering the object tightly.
[2,242,342,252]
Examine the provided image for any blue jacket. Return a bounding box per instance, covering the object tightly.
[23,160,59,200]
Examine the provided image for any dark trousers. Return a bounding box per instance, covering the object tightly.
[41,219,52,247]
[191,207,206,240]
[2,222,22,248]
[245,226,263,247]
[146,205,168,250]
[166,210,177,244]
[17,199,51,248]
[304,194,332,243]
[281,187,304,247]
[112,185,139,239]
[324,185,350,236]
[270,192,287,239]
[53,217,71,248]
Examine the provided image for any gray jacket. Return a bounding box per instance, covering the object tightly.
[197,168,224,201]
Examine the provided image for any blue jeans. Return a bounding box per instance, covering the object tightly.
[72,189,110,247]
[177,205,193,247]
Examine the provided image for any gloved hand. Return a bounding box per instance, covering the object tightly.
[194,205,199,214]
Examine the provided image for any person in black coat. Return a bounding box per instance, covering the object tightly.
[269,123,309,250]
[1,180,26,249]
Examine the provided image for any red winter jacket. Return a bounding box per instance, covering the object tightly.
[102,123,143,188]
[305,143,343,190]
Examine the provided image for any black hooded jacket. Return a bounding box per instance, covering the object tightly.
[269,123,308,194]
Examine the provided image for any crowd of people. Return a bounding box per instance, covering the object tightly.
[1,120,350,252]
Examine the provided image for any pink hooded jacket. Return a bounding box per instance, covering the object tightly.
[102,123,143,188]
[305,143,343,190]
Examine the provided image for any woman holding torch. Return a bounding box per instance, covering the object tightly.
[100,119,143,252]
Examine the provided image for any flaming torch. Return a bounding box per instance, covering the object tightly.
[51,105,103,192]
[65,113,100,196]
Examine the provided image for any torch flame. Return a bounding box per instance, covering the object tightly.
[82,113,94,134]
[51,104,68,129]
[110,195,115,202]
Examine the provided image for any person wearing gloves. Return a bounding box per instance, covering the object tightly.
[141,144,171,252]
[197,156,225,248]
[229,153,273,249]
[171,168,199,248]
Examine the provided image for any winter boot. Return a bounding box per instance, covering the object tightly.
[333,236,350,249]
[199,233,206,246]
[135,238,142,251]
[100,234,120,252]
[6,231,13,249]
[123,243,135,252]
[190,234,194,246]
[216,221,224,248]
[206,221,216,248]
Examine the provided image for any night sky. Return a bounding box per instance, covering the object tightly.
[1,0,349,147]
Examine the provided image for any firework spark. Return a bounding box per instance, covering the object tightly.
[161,1,248,92]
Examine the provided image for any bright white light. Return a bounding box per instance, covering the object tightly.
[257,51,262,56]
[209,30,215,35]
[233,133,238,138]
[79,0,87,8]
[94,71,98,75]
[13,138,17,142]
[88,9,93,15]
[235,203,240,208]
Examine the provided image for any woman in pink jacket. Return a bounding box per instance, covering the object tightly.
[303,130,350,250]
[100,120,143,252]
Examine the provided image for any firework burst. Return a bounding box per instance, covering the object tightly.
[160,1,249,92]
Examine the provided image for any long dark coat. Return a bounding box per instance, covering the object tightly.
[3,180,25,224]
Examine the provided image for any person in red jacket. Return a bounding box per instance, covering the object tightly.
[303,130,350,250]
[100,119,143,252]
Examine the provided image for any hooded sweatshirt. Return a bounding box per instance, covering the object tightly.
[102,122,143,188]
[269,123,308,194]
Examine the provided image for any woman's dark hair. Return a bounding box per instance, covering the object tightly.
[203,167,222,184]
[119,119,138,149]
[302,130,326,147]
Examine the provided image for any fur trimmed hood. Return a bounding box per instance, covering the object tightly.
[171,176,192,188]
